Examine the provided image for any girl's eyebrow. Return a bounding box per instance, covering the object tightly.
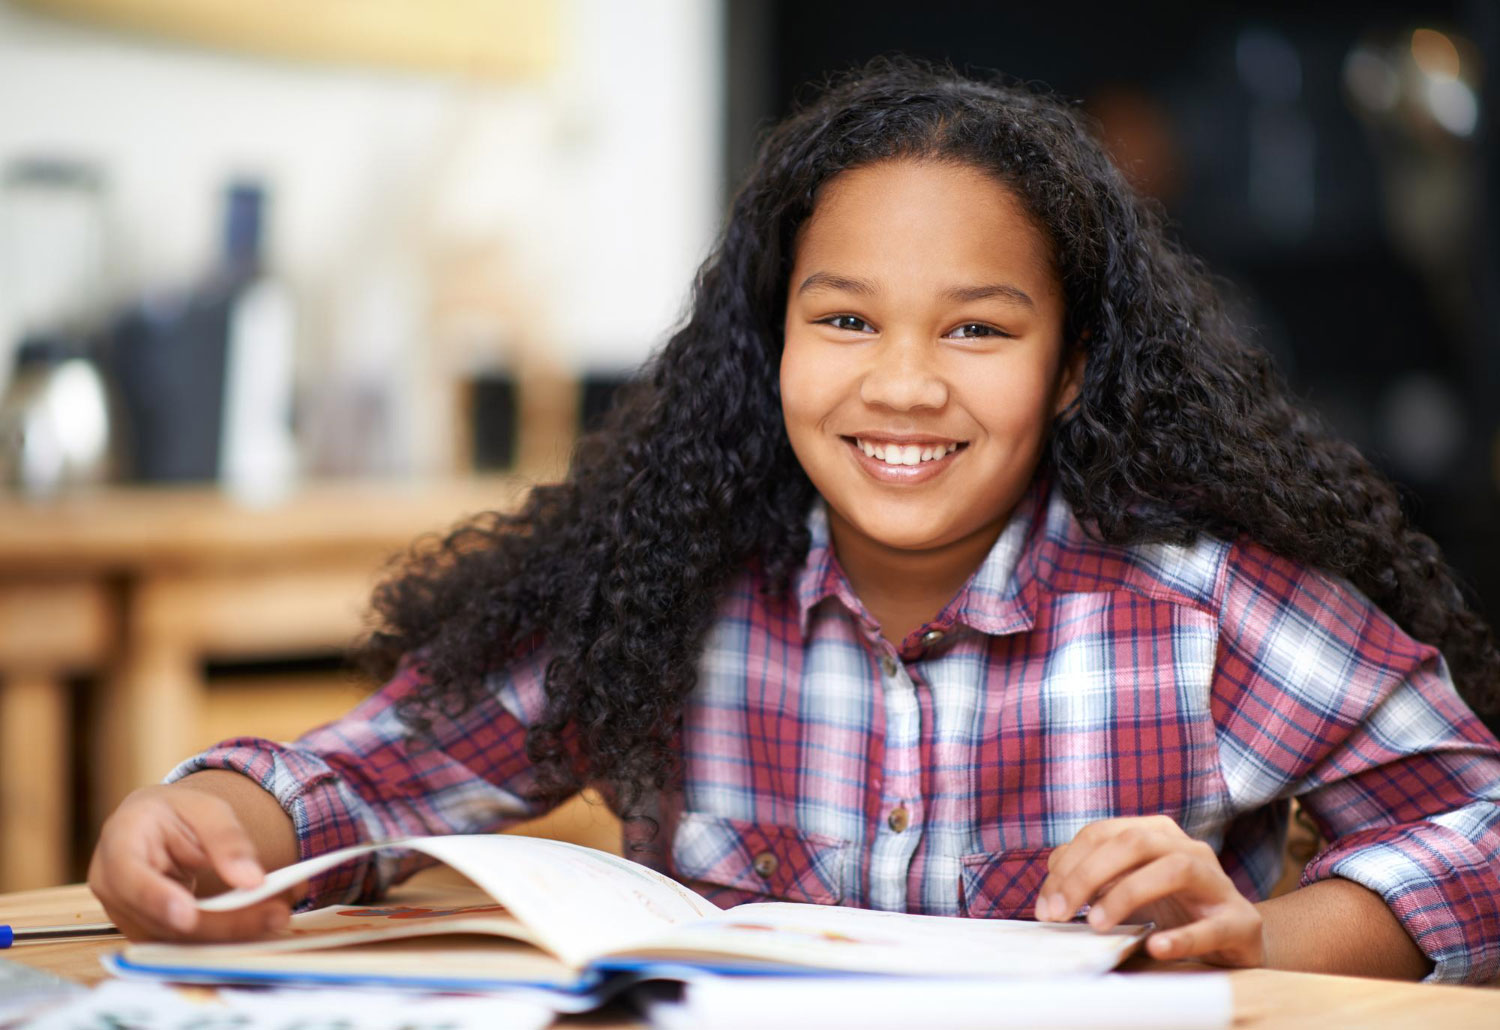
[796,270,1034,309]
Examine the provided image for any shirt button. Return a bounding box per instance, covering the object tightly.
[752,852,778,879]
[887,805,910,833]
[920,629,945,647]
[880,655,898,677]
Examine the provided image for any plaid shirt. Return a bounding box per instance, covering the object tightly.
[172,479,1500,983]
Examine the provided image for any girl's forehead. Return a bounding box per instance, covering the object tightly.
[790,159,1058,293]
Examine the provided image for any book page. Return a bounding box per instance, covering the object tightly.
[607,902,1147,977]
[647,973,1233,1030]
[199,835,721,967]
[145,883,538,956]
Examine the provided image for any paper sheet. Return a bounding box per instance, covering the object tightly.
[646,972,1233,1030]
[21,980,557,1030]
[0,956,81,1025]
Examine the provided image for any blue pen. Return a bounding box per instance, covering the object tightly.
[0,923,121,947]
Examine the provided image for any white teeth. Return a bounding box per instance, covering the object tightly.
[855,438,964,464]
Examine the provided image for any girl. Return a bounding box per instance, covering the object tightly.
[89,58,1500,983]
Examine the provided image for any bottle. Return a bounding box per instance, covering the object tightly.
[217,182,298,504]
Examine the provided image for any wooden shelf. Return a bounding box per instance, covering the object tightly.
[0,476,532,573]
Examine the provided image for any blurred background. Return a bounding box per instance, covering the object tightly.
[0,0,1494,889]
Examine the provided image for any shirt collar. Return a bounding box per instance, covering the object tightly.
[793,475,1053,641]
[793,501,861,635]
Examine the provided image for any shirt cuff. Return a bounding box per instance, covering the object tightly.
[1300,805,1500,984]
[166,737,384,909]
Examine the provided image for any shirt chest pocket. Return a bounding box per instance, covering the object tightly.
[958,847,1053,918]
[671,811,851,907]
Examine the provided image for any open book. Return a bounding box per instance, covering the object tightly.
[106,835,1149,999]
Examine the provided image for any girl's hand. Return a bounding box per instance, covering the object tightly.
[1034,815,1263,967]
[87,783,293,942]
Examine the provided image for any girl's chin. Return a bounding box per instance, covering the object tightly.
[837,512,965,553]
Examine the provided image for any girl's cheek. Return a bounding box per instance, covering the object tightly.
[779,337,836,423]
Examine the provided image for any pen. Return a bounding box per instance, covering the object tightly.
[0,923,122,948]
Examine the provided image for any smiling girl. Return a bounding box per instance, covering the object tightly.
[90,58,1500,983]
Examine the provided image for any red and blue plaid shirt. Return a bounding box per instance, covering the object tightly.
[172,479,1500,983]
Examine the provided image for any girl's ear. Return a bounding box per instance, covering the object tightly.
[1052,339,1087,417]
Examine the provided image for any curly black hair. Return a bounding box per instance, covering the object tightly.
[357,56,1500,822]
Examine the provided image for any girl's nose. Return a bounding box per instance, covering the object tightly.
[858,335,949,412]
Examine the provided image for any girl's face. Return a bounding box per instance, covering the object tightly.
[780,159,1079,556]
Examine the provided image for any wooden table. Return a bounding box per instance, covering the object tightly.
[0,477,533,890]
[2,878,1498,1029]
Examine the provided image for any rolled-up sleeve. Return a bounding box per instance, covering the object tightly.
[1211,540,1500,983]
[166,645,555,908]
[1300,803,1500,982]
[1292,651,1500,983]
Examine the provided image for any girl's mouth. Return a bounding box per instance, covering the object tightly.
[840,436,969,484]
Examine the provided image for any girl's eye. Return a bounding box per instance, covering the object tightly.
[947,322,1007,339]
[820,314,874,332]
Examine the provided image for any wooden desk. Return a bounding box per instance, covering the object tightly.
[3,878,1498,1029]
[0,478,532,890]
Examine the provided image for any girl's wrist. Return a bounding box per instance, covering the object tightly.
[1248,902,1275,968]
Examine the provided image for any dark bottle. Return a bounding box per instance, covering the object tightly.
[111,181,296,496]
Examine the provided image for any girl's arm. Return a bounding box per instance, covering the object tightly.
[1210,542,1500,983]
[1041,540,1500,982]
[1257,877,1430,979]
[91,647,558,938]
[155,653,553,910]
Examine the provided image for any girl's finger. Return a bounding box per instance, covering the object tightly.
[1039,823,1179,921]
[189,897,294,943]
[1043,820,1128,882]
[1036,824,1127,917]
[1085,851,1207,930]
[113,867,292,943]
[123,855,294,942]
[173,791,266,890]
[1038,816,1186,916]
[98,861,204,940]
[1146,907,1262,966]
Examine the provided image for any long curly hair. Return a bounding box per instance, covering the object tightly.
[358,57,1500,821]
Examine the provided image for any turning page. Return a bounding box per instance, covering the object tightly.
[198,835,720,967]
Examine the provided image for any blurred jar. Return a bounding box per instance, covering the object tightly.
[0,157,120,495]
[0,335,116,496]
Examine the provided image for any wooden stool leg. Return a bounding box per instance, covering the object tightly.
[95,577,204,820]
[0,672,70,890]
[97,637,201,819]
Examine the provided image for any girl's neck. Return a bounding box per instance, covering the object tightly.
[826,508,1005,648]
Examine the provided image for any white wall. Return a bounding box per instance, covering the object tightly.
[0,0,724,470]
